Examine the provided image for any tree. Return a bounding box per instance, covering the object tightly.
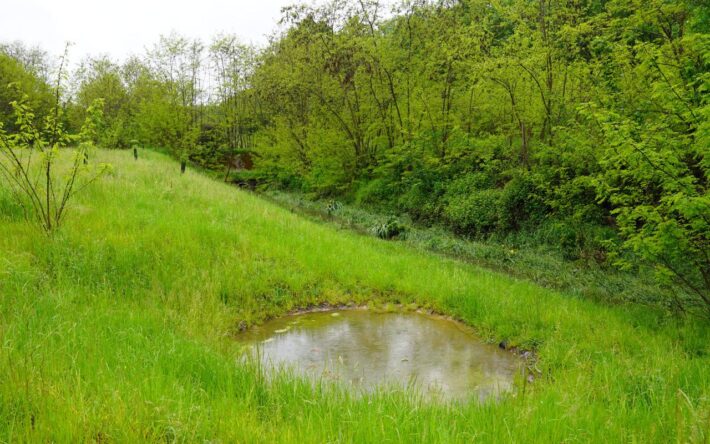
[69,56,130,147]
[209,34,259,176]
[147,33,205,173]
[0,51,53,133]
[0,47,110,233]
[588,0,710,315]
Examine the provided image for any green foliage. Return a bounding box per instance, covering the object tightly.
[0,51,52,132]
[353,178,394,206]
[78,98,105,144]
[69,56,130,147]
[498,174,548,233]
[0,94,110,233]
[325,199,342,215]
[0,43,110,235]
[370,216,407,240]
[444,188,502,236]
[303,154,351,197]
[244,0,710,314]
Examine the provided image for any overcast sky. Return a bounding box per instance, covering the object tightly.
[0,0,309,61]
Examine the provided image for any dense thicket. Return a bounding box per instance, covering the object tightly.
[1,0,709,314]
[250,0,710,315]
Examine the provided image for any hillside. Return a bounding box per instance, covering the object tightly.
[1,150,708,442]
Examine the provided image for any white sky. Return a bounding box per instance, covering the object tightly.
[0,0,308,61]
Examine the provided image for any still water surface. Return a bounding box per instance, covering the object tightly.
[237,309,521,401]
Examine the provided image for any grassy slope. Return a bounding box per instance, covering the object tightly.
[259,189,670,306]
[0,149,708,443]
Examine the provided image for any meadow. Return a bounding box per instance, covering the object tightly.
[1,149,708,442]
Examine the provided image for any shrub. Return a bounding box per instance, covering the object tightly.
[443,189,501,236]
[396,180,443,223]
[531,220,612,262]
[303,157,350,197]
[498,175,548,233]
[325,200,342,215]
[353,178,395,207]
[446,173,492,195]
[0,95,110,234]
[371,216,407,240]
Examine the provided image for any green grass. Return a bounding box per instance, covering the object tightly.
[1,149,708,442]
[259,189,672,308]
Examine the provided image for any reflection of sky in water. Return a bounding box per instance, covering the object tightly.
[238,310,522,402]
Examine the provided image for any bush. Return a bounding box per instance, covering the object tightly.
[396,180,443,223]
[530,220,612,262]
[446,173,493,195]
[303,157,350,197]
[353,178,395,207]
[256,163,303,191]
[325,199,342,215]
[371,216,407,240]
[444,189,502,236]
[498,175,548,233]
[0,96,110,233]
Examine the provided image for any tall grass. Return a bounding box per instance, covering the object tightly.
[260,189,672,308]
[0,149,708,442]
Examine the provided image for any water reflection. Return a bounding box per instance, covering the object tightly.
[237,310,521,401]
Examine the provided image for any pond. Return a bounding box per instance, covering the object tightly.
[236,309,522,402]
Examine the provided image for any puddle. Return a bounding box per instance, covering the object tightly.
[236,309,522,402]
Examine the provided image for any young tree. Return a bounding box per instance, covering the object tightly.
[0,46,110,233]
